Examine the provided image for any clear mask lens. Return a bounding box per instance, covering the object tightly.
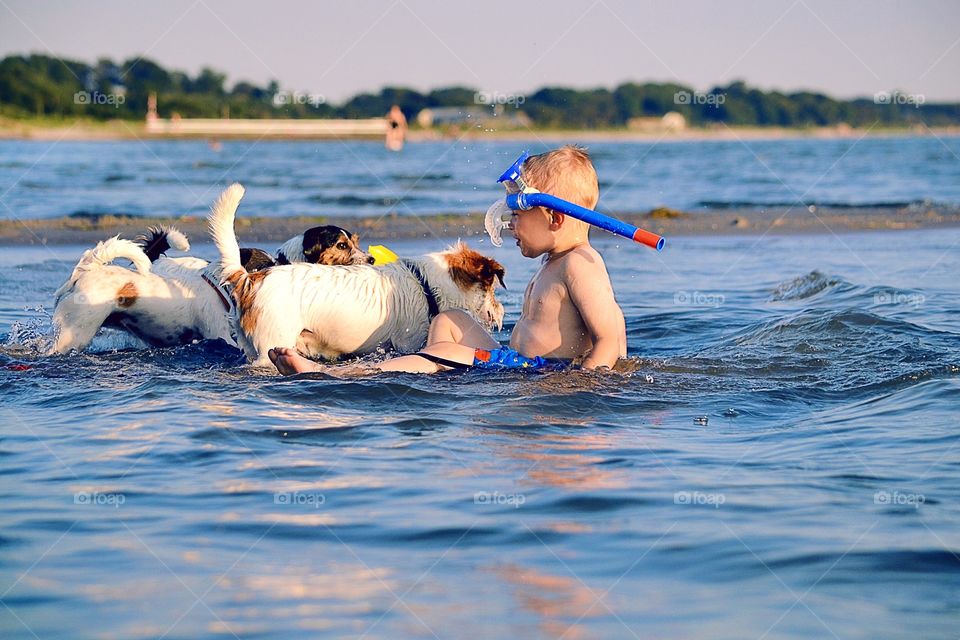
[484,200,514,247]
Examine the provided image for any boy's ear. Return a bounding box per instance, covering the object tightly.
[548,210,565,230]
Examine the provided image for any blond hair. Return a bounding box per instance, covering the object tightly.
[522,145,600,210]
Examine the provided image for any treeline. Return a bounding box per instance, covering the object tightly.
[2,53,959,128]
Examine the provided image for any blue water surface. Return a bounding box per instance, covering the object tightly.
[1,135,959,220]
[1,224,959,638]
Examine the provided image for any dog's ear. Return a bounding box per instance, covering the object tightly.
[481,259,506,289]
[240,248,277,272]
[302,226,343,263]
[447,244,506,290]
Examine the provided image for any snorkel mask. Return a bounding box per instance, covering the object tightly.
[484,151,665,251]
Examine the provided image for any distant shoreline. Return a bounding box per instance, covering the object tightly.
[1,117,958,143]
[3,204,958,247]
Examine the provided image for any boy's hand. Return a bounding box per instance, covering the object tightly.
[564,249,624,370]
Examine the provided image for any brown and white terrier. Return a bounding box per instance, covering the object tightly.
[208,183,506,366]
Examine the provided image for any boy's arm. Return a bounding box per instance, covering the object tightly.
[564,252,624,370]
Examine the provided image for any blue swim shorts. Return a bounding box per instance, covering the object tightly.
[472,346,564,370]
[417,346,566,372]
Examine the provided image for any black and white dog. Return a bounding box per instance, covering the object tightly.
[276,226,374,266]
[49,221,372,354]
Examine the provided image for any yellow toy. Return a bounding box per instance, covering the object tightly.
[368,245,399,265]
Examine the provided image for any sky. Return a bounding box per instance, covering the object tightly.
[1,0,958,103]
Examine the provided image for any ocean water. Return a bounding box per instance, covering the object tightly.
[1,135,959,220]
[1,225,959,638]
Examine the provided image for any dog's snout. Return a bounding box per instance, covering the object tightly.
[366,255,375,265]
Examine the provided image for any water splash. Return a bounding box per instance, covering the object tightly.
[2,309,52,355]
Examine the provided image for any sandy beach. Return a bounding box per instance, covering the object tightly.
[2,116,959,143]
[3,204,957,247]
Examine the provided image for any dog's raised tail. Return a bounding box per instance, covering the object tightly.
[135,225,190,261]
[53,237,152,304]
[207,183,247,282]
[84,237,152,276]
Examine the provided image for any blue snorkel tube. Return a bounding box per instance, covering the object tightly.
[485,151,665,251]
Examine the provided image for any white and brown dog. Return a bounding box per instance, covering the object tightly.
[208,183,506,366]
[49,221,372,354]
[48,236,234,353]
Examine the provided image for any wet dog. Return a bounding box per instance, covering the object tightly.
[48,237,234,353]
[208,183,505,366]
[276,226,373,266]
[49,222,371,353]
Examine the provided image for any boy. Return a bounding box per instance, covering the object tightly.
[269,145,626,375]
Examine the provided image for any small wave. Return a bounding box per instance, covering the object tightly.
[66,208,185,219]
[770,549,960,578]
[389,172,452,182]
[547,494,650,512]
[191,160,231,169]
[672,305,960,400]
[864,284,930,310]
[697,199,922,209]
[67,210,136,220]
[395,526,501,544]
[305,193,423,208]
[770,270,849,301]
[243,177,282,188]
[769,272,935,316]
[808,374,960,427]
[64,338,247,370]
[8,259,72,274]
[731,308,945,350]
[144,176,209,186]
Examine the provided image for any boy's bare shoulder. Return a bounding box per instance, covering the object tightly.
[557,244,609,278]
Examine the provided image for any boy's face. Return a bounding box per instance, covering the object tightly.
[511,207,555,258]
